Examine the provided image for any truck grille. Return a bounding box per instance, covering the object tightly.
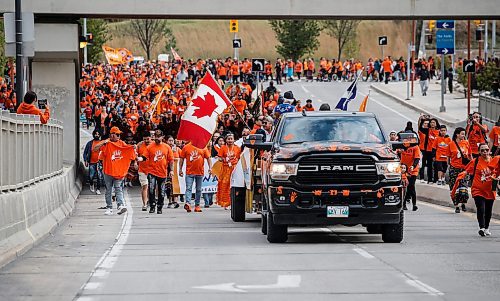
[295,155,378,185]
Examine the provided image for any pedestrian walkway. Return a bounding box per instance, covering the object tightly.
[371,81,478,126]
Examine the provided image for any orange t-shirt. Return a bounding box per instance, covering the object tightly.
[303,105,315,111]
[90,141,101,164]
[99,140,136,179]
[181,143,210,176]
[382,60,392,73]
[137,142,151,174]
[467,124,489,154]
[488,126,500,147]
[400,146,421,176]
[146,142,174,178]
[447,140,472,169]
[217,144,241,166]
[231,64,240,76]
[233,99,247,114]
[433,136,451,162]
[465,157,495,200]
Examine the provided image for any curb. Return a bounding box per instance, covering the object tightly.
[370,84,463,128]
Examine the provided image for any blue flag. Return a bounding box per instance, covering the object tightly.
[335,77,359,111]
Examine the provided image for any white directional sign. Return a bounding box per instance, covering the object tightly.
[378,36,388,46]
[232,38,242,48]
[463,60,475,73]
[193,275,301,293]
[437,20,455,29]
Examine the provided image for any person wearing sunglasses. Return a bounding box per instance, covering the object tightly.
[452,143,495,237]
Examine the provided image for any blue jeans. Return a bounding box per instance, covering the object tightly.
[185,175,203,206]
[103,174,124,208]
[203,193,214,206]
[88,163,103,190]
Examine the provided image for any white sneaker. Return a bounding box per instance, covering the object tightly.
[117,206,127,215]
[96,189,101,195]
[90,184,95,193]
[479,228,486,237]
[485,229,492,236]
[104,209,113,215]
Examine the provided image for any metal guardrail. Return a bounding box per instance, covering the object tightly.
[0,110,64,192]
[478,95,500,123]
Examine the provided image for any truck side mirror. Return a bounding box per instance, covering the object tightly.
[244,134,273,151]
[391,132,419,150]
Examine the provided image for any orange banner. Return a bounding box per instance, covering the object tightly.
[102,46,134,65]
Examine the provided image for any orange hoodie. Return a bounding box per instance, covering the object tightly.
[16,102,50,124]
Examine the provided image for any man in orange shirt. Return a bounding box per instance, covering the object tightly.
[232,97,247,115]
[83,129,104,195]
[96,126,136,215]
[16,91,50,124]
[432,125,452,185]
[303,99,315,111]
[179,142,212,212]
[381,57,393,84]
[466,112,489,157]
[139,129,174,214]
[398,140,421,211]
[136,131,153,211]
[488,120,500,155]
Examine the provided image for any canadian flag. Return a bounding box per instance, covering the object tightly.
[171,47,182,61]
[177,72,231,148]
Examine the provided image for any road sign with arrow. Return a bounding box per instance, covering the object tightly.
[437,20,455,29]
[463,60,475,73]
[251,58,265,72]
[378,36,388,46]
[233,38,242,49]
[436,30,455,55]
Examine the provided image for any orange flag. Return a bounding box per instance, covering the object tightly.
[102,46,134,65]
[359,92,369,112]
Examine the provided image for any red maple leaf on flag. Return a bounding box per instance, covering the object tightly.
[192,92,218,118]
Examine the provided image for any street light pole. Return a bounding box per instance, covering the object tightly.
[83,18,88,65]
[467,20,471,116]
[15,0,23,107]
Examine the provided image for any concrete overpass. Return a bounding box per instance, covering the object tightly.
[1,0,500,19]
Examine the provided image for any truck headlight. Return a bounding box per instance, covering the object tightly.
[270,163,298,180]
[376,162,401,180]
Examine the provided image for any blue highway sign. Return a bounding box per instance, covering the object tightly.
[436,30,455,55]
[437,20,455,29]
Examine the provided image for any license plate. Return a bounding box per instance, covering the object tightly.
[327,206,349,218]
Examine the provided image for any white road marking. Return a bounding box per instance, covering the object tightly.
[193,275,301,293]
[357,91,414,121]
[404,273,444,296]
[353,248,375,259]
[74,190,134,300]
[301,85,310,94]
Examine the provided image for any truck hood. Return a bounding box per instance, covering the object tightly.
[273,141,398,161]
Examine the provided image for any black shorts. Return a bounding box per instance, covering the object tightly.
[435,161,448,172]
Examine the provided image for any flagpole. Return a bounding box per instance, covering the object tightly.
[148,82,169,115]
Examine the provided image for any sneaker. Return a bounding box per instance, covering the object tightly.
[167,203,173,209]
[90,184,95,193]
[479,228,486,237]
[157,208,163,214]
[96,189,101,195]
[204,205,210,208]
[184,204,192,212]
[403,204,408,210]
[194,206,202,212]
[149,206,155,213]
[104,208,113,215]
[142,205,147,211]
[117,206,127,215]
[455,207,461,213]
[173,202,180,209]
[461,204,467,212]
[412,205,418,211]
[485,229,492,236]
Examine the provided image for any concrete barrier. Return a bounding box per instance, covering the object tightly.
[417,182,500,219]
[0,164,81,269]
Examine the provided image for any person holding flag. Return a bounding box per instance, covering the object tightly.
[94,126,137,216]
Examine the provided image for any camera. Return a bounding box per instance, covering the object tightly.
[38,98,48,110]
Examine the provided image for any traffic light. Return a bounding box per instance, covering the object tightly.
[476,29,482,41]
[229,20,238,33]
[86,33,93,45]
[427,34,433,44]
[429,20,436,30]
[473,20,481,26]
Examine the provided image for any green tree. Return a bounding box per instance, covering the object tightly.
[0,19,7,75]
[85,19,111,64]
[269,20,321,61]
[125,19,169,60]
[322,20,360,61]
[476,62,500,91]
[162,24,177,54]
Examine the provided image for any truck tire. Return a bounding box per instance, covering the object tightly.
[267,212,288,243]
[366,225,382,234]
[261,213,267,235]
[382,211,404,243]
[231,187,246,222]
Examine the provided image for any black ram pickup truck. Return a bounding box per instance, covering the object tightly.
[244,111,416,243]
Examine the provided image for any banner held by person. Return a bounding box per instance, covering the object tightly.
[171,47,182,61]
[177,71,232,148]
[102,46,134,65]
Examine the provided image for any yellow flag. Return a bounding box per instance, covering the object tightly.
[359,94,369,112]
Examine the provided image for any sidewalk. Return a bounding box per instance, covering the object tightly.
[371,81,478,127]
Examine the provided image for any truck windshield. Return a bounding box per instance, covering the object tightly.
[280,116,385,145]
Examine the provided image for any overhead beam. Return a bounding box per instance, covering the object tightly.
[0,0,499,19]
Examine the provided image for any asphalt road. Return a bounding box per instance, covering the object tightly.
[1,82,500,301]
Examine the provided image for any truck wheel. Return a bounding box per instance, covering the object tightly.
[231,187,246,222]
[366,225,382,234]
[261,213,267,235]
[267,212,288,243]
[382,211,404,243]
